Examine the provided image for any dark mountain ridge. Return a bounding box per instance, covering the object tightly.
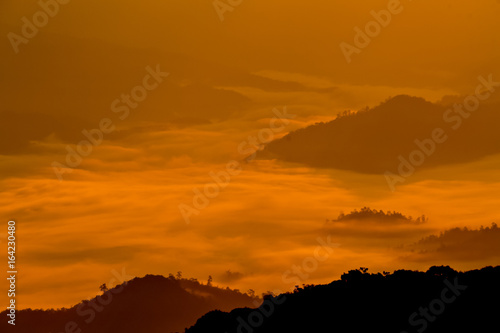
[262,94,500,173]
[187,265,500,333]
[4,266,499,332]
[0,274,257,333]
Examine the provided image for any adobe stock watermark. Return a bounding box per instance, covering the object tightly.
[384,74,500,191]
[234,235,340,333]
[400,277,467,333]
[52,64,169,181]
[178,107,295,224]
[340,0,408,64]
[213,0,243,22]
[7,0,71,54]
[52,267,134,333]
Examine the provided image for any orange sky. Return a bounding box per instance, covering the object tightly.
[1,0,500,309]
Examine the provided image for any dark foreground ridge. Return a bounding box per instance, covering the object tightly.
[2,266,498,332]
[186,266,500,333]
[0,274,256,333]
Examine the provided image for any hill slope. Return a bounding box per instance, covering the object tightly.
[263,94,500,173]
[0,275,257,333]
[186,266,500,333]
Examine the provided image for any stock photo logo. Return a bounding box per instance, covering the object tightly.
[51,65,169,181]
[7,0,71,54]
[340,0,405,63]
[178,106,295,224]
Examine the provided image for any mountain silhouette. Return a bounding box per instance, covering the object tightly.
[186,266,500,333]
[401,223,500,262]
[2,266,499,332]
[330,207,427,224]
[0,274,257,333]
[262,94,500,173]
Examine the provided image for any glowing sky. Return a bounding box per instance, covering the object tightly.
[1,0,499,309]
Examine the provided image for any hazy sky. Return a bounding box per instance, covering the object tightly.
[1,0,499,309]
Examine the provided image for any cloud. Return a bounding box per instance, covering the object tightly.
[24,245,146,266]
[2,0,500,311]
[218,270,245,283]
[2,159,500,309]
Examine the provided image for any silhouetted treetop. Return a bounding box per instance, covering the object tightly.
[331,207,427,224]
